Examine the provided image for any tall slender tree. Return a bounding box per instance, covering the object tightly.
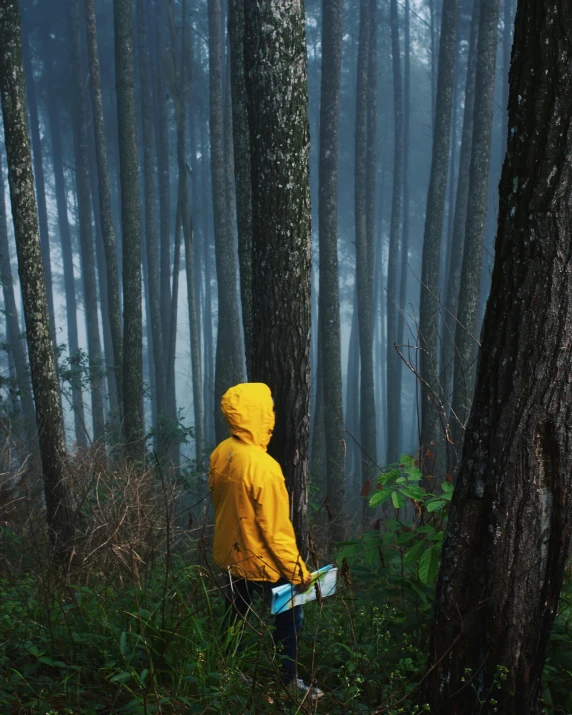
[417,0,459,475]
[208,0,244,442]
[0,145,36,444]
[244,0,311,550]
[450,0,500,456]
[85,0,124,424]
[442,0,479,413]
[136,0,167,429]
[228,0,253,379]
[354,0,377,490]
[318,0,346,541]
[0,0,74,554]
[421,3,572,709]
[43,39,87,446]
[114,0,144,457]
[69,0,105,443]
[386,0,404,463]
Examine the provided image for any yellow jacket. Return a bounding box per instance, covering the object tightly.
[209,383,310,585]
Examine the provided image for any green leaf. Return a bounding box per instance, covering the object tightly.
[403,540,427,566]
[418,546,440,584]
[391,491,406,509]
[441,481,454,494]
[378,469,401,485]
[386,519,402,532]
[406,467,422,481]
[426,499,449,513]
[369,488,393,508]
[396,531,416,545]
[416,525,435,534]
[400,485,427,501]
[119,631,127,657]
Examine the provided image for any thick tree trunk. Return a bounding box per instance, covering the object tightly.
[0,0,74,554]
[136,0,167,432]
[244,0,311,552]
[228,0,253,379]
[421,3,572,710]
[417,0,459,476]
[346,288,360,506]
[44,45,87,446]
[449,0,500,456]
[69,0,105,444]
[114,0,144,458]
[317,0,345,542]
[500,0,514,159]
[208,0,244,443]
[85,0,124,425]
[386,0,404,464]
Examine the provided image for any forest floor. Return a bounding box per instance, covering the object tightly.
[1,460,571,714]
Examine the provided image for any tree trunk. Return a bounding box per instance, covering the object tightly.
[44,43,87,447]
[0,146,37,447]
[417,0,459,476]
[85,0,124,425]
[136,0,167,432]
[21,26,57,351]
[114,0,144,458]
[395,0,411,451]
[386,0,404,464]
[208,0,244,444]
[449,0,500,456]
[421,3,572,710]
[442,0,479,429]
[500,0,514,159]
[180,0,204,473]
[346,287,360,507]
[244,0,311,552]
[201,115,215,447]
[69,0,105,444]
[89,144,120,424]
[317,0,345,542]
[0,0,74,555]
[354,0,376,485]
[228,0,253,379]
[152,0,172,361]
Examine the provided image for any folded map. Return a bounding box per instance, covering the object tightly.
[269,565,338,614]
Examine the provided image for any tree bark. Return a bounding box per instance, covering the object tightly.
[21,26,57,351]
[386,0,404,464]
[43,42,87,446]
[114,0,144,458]
[450,0,500,456]
[0,145,37,446]
[442,0,479,425]
[0,0,74,555]
[317,0,345,542]
[85,0,124,425]
[180,0,204,472]
[136,0,167,430]
[208,0,244,444]
[228,0,253,379]
[417,0,459,475]
[421,3,572,710]
[244,0,311,552]
[354,0,376,486]
[69,0,105,444]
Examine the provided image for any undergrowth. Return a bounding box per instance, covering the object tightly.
[0,451,571,714]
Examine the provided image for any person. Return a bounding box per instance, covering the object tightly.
[209,382,323,699]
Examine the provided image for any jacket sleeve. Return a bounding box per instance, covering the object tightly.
[251,470,311,584]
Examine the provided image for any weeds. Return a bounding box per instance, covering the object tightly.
[0,450,570,714]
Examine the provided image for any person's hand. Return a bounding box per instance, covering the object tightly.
[294,578,313,594]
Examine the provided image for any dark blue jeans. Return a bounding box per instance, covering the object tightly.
[223,576,303,684]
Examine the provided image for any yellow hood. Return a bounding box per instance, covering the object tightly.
[220,383,275,450]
